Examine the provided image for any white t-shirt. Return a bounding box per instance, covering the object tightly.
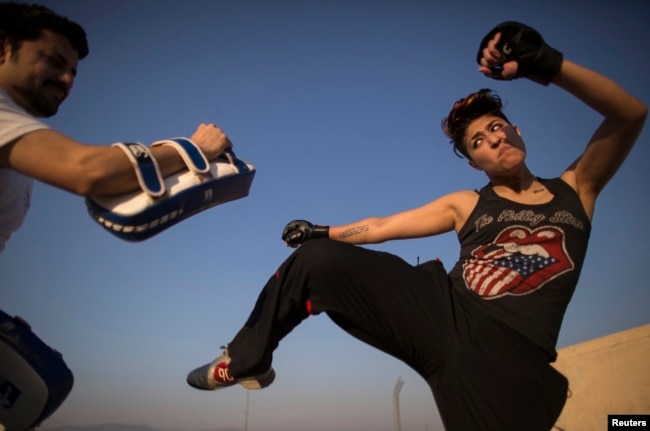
[0,88,50,253]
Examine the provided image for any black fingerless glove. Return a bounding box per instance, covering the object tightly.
[477,21,563,85]
[281,220,330,247]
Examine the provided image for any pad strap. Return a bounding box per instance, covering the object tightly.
[113,142,165,197]
[151,137,210,175]
[219,148,251,174]
[153,137,251,175]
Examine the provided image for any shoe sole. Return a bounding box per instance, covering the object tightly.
[238,368,276,390]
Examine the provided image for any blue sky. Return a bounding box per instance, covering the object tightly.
[2,1,649,430]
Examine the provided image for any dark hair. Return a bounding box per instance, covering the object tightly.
[441,88,510,159]
[0,2,88,59]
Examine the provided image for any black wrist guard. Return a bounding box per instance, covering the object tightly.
[312,225,330,239]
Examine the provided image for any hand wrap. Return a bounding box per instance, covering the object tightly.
[281,219,329,247]
[477,21,563,85]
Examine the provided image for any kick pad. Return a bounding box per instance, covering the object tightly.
[0,310,73,430]
[86,138,255,242]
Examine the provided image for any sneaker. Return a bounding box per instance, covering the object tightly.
[186,346,275,391]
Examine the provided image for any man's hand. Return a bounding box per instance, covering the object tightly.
[281,220,329,248]
[190,123,233,161]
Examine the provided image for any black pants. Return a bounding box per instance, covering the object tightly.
[227,239,567,431]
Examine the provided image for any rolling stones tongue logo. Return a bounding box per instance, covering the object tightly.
[463,225,574,298]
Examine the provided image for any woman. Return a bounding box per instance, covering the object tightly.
[186,21,646,430]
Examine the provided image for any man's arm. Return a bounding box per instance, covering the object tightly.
[0,123,232,196]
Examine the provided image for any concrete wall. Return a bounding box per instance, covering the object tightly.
[551,324,650,431]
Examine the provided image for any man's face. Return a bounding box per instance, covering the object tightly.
[0,29,79,117]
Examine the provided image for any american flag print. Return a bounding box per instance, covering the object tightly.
[462,225,574,299]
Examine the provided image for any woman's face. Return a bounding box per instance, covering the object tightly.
[464,114,526,176]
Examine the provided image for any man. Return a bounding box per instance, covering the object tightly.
[0,3,232,428]
[186,21,646,431]
[0,2,233,252]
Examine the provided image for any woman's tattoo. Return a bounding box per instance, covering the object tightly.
[338,225,369,239]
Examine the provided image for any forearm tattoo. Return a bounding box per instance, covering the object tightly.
[338,225,369,239]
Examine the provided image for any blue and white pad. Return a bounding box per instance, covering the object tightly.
[0,310,74,430]
[85,138,256,242]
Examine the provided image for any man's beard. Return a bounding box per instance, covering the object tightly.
[13,80,62,118]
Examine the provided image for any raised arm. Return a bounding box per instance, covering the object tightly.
[553,61,646,217]
[281,190,479,247]
[477,21,647,218]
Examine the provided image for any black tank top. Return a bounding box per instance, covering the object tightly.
[449,178,591,359]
